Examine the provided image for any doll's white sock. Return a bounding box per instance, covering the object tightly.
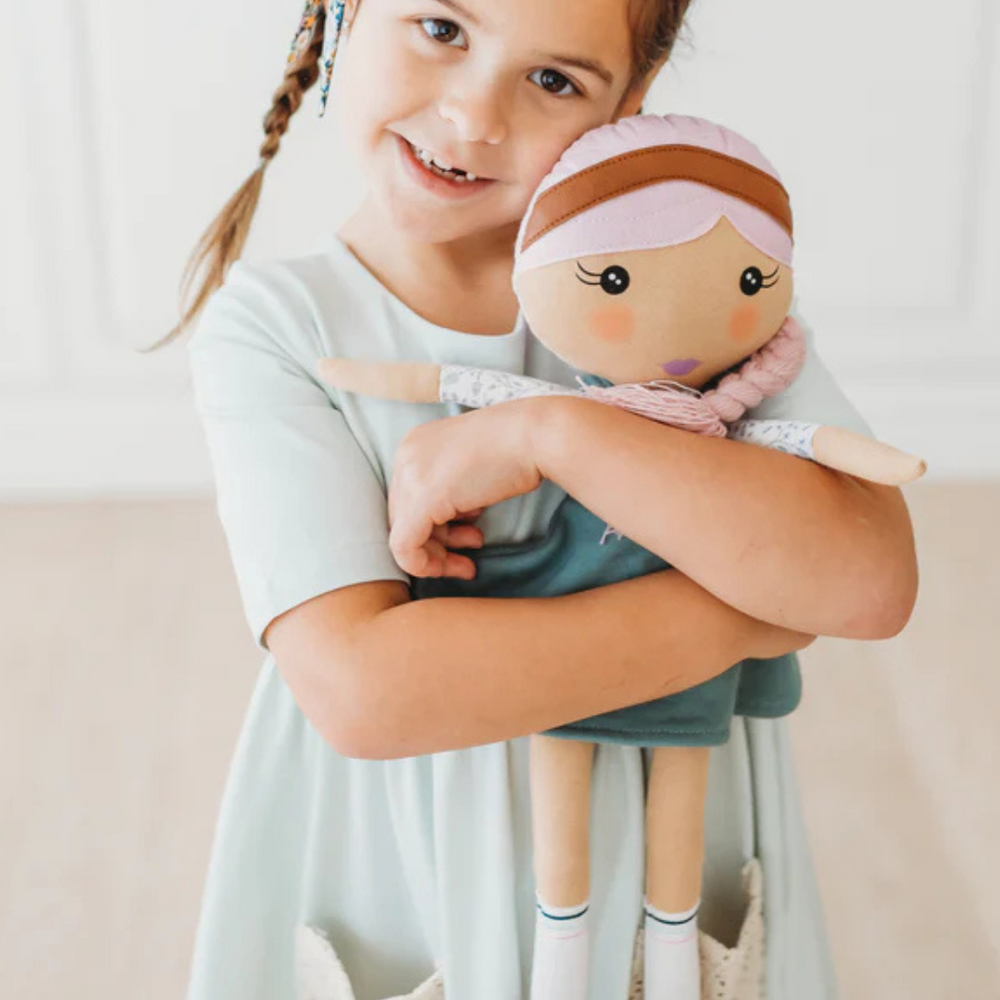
[642,896,700,1000]
[530,894,590,1000]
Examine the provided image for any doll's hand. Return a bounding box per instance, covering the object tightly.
[388,398,547,578]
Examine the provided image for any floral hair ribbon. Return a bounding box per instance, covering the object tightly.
[287,0,346,117]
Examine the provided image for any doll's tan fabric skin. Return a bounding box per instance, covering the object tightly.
[515,217,792,387]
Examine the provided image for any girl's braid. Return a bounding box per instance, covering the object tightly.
[147,9,327,351]
[260,25,325,164]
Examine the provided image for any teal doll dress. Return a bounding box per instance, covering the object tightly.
[414,375,801,747]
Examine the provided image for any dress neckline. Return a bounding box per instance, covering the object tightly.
[327,233,525,342]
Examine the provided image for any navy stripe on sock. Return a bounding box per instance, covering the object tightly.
[644,905,699,927]
[537,902,589,921]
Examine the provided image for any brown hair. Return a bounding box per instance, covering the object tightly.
[146,0,693,352]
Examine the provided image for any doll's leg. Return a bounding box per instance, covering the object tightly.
[529,733,594,1000]
[643,745,710,1000]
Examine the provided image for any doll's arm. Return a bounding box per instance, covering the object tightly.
[729,419,927,485]
[316,357,577,407]
[316,358,443,402]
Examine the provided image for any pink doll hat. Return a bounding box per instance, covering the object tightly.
[513,114,794,280]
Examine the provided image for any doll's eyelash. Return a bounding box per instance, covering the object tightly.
[760,264,780,289]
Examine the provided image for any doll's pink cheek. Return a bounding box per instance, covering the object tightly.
[590,302,635,342]
[729,302,760,343]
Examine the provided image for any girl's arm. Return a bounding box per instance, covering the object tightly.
[264,572,814,761]
[533,396,917,638]
[388,395,918,641]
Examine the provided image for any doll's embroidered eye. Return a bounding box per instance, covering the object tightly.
[739,264,779,296]
[576,262,630,295]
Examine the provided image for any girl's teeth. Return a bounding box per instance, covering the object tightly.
[412,142,478,182]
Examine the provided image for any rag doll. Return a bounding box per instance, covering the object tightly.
[316,114,925,1000]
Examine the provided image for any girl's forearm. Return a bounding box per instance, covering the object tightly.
[530,396,918,640]
[343,570,811,759]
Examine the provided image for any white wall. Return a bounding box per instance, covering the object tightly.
[2,0,997,500]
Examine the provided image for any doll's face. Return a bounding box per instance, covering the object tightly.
[514,216,793,387]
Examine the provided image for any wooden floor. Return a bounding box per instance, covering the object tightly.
[1,483,997,999]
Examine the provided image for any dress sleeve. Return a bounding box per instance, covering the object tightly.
[186,263,408,653]
[745,304,874,438]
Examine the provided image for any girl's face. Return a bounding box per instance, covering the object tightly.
[514,217,794,386]
[333,0,643,245]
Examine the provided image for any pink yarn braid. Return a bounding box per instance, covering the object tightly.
[576,315,806,436]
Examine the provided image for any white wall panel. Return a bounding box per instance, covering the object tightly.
[1,0,997,499]
[648,0,1000,473]
[1,5,57,380]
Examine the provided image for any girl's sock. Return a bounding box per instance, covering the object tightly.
[529,894,590,1000]
[642,896,700,1000]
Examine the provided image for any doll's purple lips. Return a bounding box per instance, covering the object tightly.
[660,359,701,376]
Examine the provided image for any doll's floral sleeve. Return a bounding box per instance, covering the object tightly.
[439,365,578,408]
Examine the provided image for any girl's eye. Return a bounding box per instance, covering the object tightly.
[577,262,630,294]
[739,264,779,296]
[529,68,579,97]
[419,17,465,47]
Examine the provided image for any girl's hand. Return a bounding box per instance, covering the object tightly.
[388,398,549,578]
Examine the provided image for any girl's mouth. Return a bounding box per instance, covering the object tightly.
[396,134,495,198]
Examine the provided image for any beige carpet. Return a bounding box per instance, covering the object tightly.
[1,483,996,999]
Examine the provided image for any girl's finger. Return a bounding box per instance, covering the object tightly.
[394,534,476,580]
[443,552,477,580]
[430,523,484,550]
[390,508,439,575]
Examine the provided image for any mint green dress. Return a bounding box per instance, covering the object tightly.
[184,235,872,1000]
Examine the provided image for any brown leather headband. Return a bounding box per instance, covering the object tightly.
[520,144,793,253]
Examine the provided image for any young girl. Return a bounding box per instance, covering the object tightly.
[160,1,918,998]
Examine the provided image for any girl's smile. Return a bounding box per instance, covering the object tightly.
[395,133,498,198]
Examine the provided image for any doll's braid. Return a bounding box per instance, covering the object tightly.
[147,9,327,351]
[702,318,807,423]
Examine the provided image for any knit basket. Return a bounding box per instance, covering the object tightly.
[297,858,764,1000]
[627,858,765,1000]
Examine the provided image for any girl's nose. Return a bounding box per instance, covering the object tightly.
[437,88,507,146]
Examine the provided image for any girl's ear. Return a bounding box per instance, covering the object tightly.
[612,52,671,120]
[612,76,656,121]
[612,87,643,121]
